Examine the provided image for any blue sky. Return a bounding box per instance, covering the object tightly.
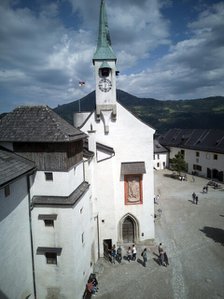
[0,0,224,113]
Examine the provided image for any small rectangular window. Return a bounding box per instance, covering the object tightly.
[196,152,200,157]
[38,214,57,226]
[4,185,10,197]
[45,172,53,181]
[214,154,218,160]
[157,163,160,167]
[45,252,57,264]
[82,232,84,244]
[44,219,54,227]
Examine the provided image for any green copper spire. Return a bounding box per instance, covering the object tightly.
[93,0,116,62]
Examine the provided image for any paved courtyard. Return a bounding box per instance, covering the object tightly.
[93,169,224,299]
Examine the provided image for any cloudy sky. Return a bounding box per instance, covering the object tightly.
[0,0,224,113]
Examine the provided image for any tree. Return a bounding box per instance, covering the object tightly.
[169,151,188,174]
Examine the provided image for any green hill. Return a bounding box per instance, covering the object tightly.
[54,90,224,133]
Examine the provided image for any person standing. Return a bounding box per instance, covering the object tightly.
[117,246,122,263]
[158,243,165,266]
[141,248,148,267]
[132,244,137,261]
[164,251,169,266]
[111,244,116,264]
[127,246,132,262]
[192,192,196,204]
[195,195,198,205]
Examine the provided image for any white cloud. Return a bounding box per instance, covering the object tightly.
[0,0,223,113]
[117,1,224,100]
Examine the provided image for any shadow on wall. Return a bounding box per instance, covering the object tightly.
[200,226,224,246]
[0,290,9,299]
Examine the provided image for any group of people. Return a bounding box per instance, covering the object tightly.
[111,243,169,269]
[126,244,137,262]
[192,192,199,204]
[110,244,122,264]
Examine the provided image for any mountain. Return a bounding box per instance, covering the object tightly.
[54,90,224,133]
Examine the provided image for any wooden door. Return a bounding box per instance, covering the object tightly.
[122,217,134,243]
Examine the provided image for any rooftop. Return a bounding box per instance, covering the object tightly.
[0,106,86,143]
[159,129,224,154]
[0,147,35,188]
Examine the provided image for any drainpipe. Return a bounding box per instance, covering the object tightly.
[27,174,37,299]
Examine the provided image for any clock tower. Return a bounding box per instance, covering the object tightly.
[93,0,117,131]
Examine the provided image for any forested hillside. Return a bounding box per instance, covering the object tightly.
[54,90,224,133]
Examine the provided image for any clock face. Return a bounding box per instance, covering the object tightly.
[98,78,112,92]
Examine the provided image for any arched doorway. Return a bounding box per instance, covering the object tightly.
[122,216,134,243]
[119,214,139,243]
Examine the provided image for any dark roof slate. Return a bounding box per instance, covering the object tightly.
[154,139,168,154]
[121,162,146,175]
[159,129,224,154]
[32,181,89,207]
[0,106,86,143]
[0,147,36,188]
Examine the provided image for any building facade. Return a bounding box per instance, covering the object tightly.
[159,129,224,182]
[74,0,155,257]
[0,148,36,299]
[0,106,94,299]
[153,139,169,170]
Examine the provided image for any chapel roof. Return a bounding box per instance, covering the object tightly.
[93,0,116,62]
[0,106,87,143]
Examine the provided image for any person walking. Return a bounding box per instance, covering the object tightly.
[141,248,148,267]
[132,244,137,261]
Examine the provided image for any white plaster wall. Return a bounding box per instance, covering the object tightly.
[30,161,84,197]
[32,189,94,299]
[81,103,155,253]
[0,178,34,299]
[153,153,168,170]
[170,147,224,179]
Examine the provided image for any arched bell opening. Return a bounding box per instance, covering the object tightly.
[99,61,111,78]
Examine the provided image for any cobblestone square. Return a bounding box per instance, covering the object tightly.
[94,170,224,299]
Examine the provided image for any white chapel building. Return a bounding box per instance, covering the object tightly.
[74,0,155,256]
[0,1,155,299]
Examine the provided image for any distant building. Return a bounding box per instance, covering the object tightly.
[159,129,224,182]
[153,139,169,170]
